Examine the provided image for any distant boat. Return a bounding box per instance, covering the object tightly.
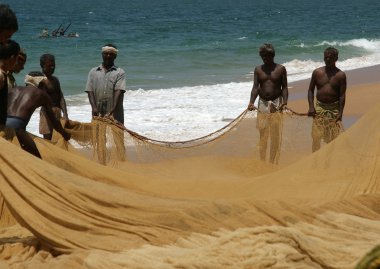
[67,32,79,38]
[39,29,49,38]
[38,23,78,38]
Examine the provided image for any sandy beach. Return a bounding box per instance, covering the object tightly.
[5,0,380,267]
[0,62,380,269]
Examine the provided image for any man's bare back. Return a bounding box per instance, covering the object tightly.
[8,85,50,124]
[8,77,69,140]
[6,73,70,158]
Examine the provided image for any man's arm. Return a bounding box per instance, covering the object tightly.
[56,79,69,119]
[336,72,347,122]
[106,70,126,118]
[280,66,288,109]
[87,91,99,116]
[248,68,259,111]
[0,72,5,91]
[85,71,99,116]
[307,70,317,116]
[106,90,124,117]
[43,96,70,140]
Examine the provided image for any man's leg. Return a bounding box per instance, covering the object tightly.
[43,133,52,140]
[259,128,269,162]
[257,112,269,162]
[16,130,42,158]
[311,118,323,152]
[111,126,126,161]
[269,114,283,164]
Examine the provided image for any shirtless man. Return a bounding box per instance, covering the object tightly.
[6,71,70,158]
[0,39,20,125]
[248,43,288,164]
[307,47,346,152]
[39,53,69,140]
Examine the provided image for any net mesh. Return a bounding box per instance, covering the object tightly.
[59,109,341,168]
[0,105,378,269]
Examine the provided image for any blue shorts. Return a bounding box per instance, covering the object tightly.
[6,116,27,130]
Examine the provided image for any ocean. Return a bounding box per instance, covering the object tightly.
[5,0,380,140]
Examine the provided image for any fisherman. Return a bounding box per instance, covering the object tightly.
[0,40,20,125]
[307,47,346,152]
[6,71,70,158]
[39,53,69,140]
[247,43,288,164]
[59,27,65,36]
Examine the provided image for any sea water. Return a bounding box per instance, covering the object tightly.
[6,0,380,140]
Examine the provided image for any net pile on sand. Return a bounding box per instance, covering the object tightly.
[0,106,378,269]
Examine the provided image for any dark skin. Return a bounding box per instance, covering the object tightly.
[87,51,124,120]
[307,51,347,122]
[12,54,26,73]
[7,81,70,158]
[248,53,288,110]
[0,29,15,43]
[247,51,288,163]
[41,57,69,139]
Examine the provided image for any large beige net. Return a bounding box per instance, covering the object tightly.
[0,104,378,269]
[60,109,341,166]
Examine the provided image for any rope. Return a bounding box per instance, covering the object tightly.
[92,110,249,149]
[126,110,250,149]
[90,105,343,149]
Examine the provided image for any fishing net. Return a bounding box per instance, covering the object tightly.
[55,109,342,167]
[0,105,378,269]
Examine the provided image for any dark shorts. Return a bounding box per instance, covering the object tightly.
[6,116,27,130]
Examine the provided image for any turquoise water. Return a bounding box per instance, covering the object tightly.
[6,0,380,139]
[6,0,380,94]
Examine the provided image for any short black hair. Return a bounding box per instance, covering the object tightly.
[0,5,18,32]
[40,53,55,67]
[28,71,44,77]
[259,43,275,57]
[324,47,339,57]
[0,39,20,60]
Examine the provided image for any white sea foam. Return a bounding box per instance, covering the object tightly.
[316,38,380,51]
[283,38,380,82]
[27,82,254,141]
[26,47,380,142]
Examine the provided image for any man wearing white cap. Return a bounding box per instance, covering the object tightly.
[85,43,126,124]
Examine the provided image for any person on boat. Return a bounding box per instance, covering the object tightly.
[40,28,49,38]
